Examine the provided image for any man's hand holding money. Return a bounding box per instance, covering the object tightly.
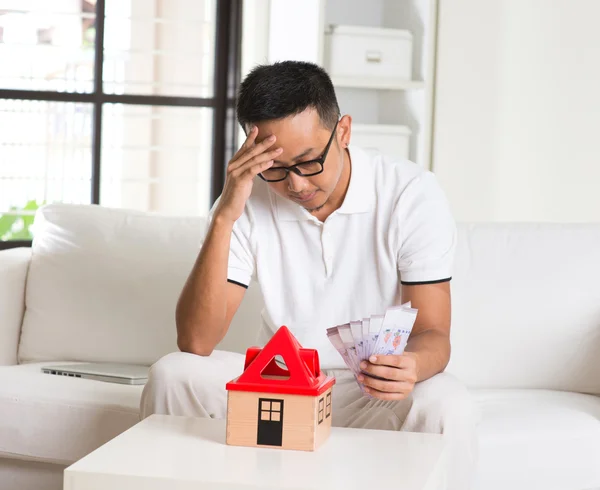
[357,352,419,401]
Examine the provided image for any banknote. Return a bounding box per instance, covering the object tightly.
[326,303,418,391]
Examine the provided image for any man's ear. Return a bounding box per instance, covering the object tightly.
[338,114,352,148]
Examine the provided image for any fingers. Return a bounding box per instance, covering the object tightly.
[363,386,411,401]
[244,158,274,178]
[360,364,403,382]
[229,147,282,178]
[231,126,258,161]
[357,373,414,400]
[229,133,279,172]
[359,357,417,384]
[368,354,417,370]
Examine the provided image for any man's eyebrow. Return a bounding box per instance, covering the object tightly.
[274,147,314,165]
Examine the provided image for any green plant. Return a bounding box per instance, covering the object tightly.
[0,200,44,241]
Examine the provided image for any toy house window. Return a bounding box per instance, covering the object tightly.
[326,392,332,418]
[259,399,282,422]
[318,397,324,424]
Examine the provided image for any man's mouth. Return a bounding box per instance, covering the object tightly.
[290,191,317,202]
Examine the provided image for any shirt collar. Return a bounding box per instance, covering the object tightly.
[272,145,375,221]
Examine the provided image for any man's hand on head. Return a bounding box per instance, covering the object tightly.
[357,353,419,401]
[215,126,282,225]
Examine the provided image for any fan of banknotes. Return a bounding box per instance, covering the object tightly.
[326,303,418,382]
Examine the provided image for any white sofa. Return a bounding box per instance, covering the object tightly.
[1,203,599,490]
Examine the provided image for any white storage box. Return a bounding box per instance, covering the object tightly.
[351,124,411,161]
[324,25,413,84]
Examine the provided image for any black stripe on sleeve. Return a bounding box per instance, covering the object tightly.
[227,279,249,289]
[401,277,452,286]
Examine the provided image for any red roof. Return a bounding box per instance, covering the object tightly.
[226,326,335,396]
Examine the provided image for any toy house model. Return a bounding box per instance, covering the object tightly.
[225,326,336,451]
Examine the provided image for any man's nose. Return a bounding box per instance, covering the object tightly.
[287,171,307,192]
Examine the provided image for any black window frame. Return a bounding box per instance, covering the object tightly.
[0,0,243,251]
[318,396,325,424]
[258,398,284,422]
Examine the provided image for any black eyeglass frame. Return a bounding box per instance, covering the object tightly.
[258,120,339,182]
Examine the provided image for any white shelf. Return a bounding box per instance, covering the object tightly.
[319,0,438,167]
[352,123,412,161]
[331,76,426,91]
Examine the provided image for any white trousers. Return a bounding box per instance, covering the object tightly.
[140,351,480,490]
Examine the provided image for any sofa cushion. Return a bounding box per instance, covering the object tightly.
[0,458,65,490]
[18,206,600,397]
[0,248,31,365]
[473,389,600,490]
[447,224,600,395]
[0,362,142,464]
[18,204,206,365]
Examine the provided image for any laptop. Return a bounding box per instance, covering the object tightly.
[41,363,149,385]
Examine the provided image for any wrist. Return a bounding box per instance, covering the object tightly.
[404,350,421,381]
[211,210,236,230]
[403,348,423,382]
[414,352,423,382]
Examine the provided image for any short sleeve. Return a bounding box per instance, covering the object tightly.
[394,172,457,285]
[207,199,255,288]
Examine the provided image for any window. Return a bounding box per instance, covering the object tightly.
[0,0,242,249]
[318,396,324,424]
[259,399,283,422]
[326,392,332,418]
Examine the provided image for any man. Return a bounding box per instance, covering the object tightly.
[141,61,479,488]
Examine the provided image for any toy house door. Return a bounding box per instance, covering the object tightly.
[257,398,284,446]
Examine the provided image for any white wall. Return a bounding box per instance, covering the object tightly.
[239,0,322,144]
[243,0,323,75]
[241,0,270,78]
[268,0,323,64]
[433,0,600,222]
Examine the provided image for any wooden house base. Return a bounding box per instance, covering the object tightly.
[226,387,333,451]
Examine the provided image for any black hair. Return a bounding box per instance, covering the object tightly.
[236,61,340,131]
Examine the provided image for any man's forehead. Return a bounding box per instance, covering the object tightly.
[256,122,328,147]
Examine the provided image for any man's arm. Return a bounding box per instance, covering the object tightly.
[176,216,246,356]
[176,126,282,356]
[402,281,451,382]
[358,282,452,400]
[359,171,456,399]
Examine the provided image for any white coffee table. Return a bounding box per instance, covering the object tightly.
[64,414,446,490]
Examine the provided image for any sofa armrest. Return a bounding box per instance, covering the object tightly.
[0,248,32,365]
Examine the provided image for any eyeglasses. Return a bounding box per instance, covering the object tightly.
[258,120,339,183]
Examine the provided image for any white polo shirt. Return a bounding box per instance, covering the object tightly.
[210,145,456,369]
